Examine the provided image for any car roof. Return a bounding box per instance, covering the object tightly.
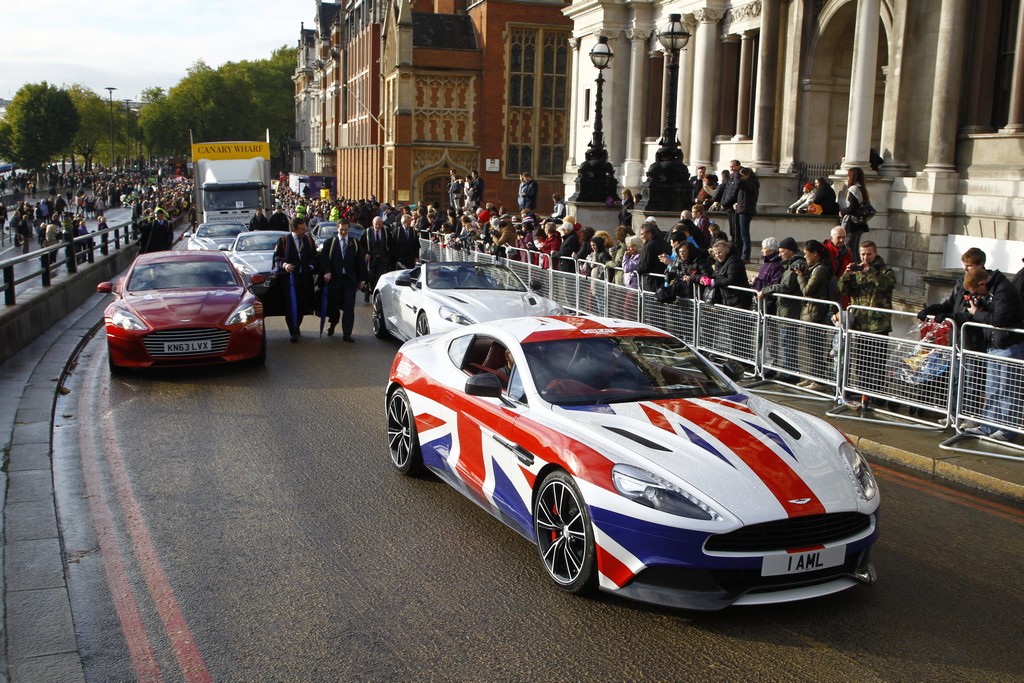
[133,250,234,266]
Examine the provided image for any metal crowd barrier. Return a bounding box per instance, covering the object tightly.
[409,242,1024,462]
[827,307,956,429]
[940,321,1024,460]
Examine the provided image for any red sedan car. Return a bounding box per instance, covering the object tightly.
[97,251,266,373]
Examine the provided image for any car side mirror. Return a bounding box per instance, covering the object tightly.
[250,273,266,285]
[218,244,231,251]
[395,274,413,287]
[465,372,503,398]
[530,281,544,293]
[721,360,746,381]
[97,281,113,294]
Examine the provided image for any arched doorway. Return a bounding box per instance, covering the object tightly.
[798,1,889,166]
[420,174,450,209]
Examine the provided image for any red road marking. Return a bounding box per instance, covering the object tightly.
[872,463,1024,525]
[80,357,163,682]
[82,350,212,681]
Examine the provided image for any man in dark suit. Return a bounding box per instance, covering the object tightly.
[363,216,391,303]
[394,213,419,270]
[273,216,318,342]
[319,220,368,341]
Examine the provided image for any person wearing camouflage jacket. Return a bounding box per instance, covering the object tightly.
[837,240,896,333]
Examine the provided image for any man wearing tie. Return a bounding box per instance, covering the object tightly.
[273,217,317,342]
[364,215,391,303]
[394,213,419,270]
[319,220,367,341]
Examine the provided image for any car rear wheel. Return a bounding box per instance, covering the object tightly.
[415,311,430,337]
[387,388,423,476]
[372,293,390,340]
[533,470,597,594]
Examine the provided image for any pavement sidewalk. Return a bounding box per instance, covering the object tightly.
[0,291,1022,681]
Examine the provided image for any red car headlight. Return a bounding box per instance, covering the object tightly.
[226,302,259,326]
[110,308,147,331]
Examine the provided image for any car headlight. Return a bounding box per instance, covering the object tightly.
[110,308,147,331]
[839,442,877,501]
[226,302,259,326]
[612,464,722,521]
[438,306,475,326]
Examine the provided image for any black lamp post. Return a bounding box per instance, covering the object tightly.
[569,35,618,204]
[123,99,132,171]
[638,14,693,213]
[105,87,117,171]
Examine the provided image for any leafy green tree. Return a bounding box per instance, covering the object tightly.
[3,82,80,173]
[66,85,110,171]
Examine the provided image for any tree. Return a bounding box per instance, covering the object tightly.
[3,82,80,173]
[66,85,110,171]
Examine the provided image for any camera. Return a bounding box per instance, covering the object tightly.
[967,293,992,309]
[848,263,864,272]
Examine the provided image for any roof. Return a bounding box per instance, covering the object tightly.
[412,13,477,50]
[319,2,341,31]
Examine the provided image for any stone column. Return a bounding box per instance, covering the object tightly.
[565,37,582,173]
[733,31,755,141]
[843,0,880,169]
[621,28,652,189]
[925,0,969,170]
[690,9,724,170]
[752,0,781,169]
[675,16,697,165]
[1001,1,1024,132]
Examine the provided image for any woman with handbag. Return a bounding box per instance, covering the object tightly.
[839,166,873,254]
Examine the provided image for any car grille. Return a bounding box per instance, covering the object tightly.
[704,512,872,553]
[143,328,230,357]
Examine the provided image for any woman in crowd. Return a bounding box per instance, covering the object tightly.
[839,166,870,253]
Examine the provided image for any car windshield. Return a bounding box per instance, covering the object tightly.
[127,261,240,291]
[425,263,525,291]
[522,336,734,405]
[197,224,245,239]
[234,233,281,252]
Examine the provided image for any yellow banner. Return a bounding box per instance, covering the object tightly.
[191,141,270,161]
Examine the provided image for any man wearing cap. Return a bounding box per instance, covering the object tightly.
[758,237,805,381]
[637,218,671,292]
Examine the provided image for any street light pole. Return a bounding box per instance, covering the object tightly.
[105,87,117,171]
[637,15,693,213]
[569,35,618,204]
[123,99,132,171]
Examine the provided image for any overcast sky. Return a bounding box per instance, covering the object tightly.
[0,0,315,101]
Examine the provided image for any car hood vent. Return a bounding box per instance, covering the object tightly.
[603,425,672,452]
[768,412,801,440]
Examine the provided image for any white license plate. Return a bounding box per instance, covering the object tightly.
[163,340,212,354]
[761,546,846,577]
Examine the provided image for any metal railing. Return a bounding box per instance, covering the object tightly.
[415,240,1024,462]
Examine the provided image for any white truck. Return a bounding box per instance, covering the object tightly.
[191,140,272,225]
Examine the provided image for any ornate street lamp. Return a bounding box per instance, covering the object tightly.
[638,15,693,213]
[105,87,117,171]
[569,35,618,204]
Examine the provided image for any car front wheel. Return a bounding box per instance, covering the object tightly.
[415,311,430,337]
[386,388,423,475]
[533,470,597,594]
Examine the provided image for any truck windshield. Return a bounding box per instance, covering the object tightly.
[205,187,260,211]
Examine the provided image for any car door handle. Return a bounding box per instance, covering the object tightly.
[493,435,534,466]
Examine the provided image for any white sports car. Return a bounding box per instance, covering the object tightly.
[186,222,249,251]
[372,261,562,341]
[386,315,879,610]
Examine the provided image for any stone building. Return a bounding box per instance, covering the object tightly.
[563,0,1024,297]
[296,0,573,211]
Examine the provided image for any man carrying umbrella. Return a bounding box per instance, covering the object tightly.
[318,219,368,341]
[273,216,318,342]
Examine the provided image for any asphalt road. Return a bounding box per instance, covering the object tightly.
[53,306,1024,683]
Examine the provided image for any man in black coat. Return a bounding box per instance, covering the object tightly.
[555,222,580,273]
[319,220,368,341]
[363,216,392,303]
[273,216,318,342]
[394,213,419,270]
[268,206,290,232]
[149,209,173,251]
[637,219,671,292]
[249,208,271,231]
[711,159,741,241]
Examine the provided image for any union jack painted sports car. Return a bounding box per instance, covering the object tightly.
[386,316,879,610]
